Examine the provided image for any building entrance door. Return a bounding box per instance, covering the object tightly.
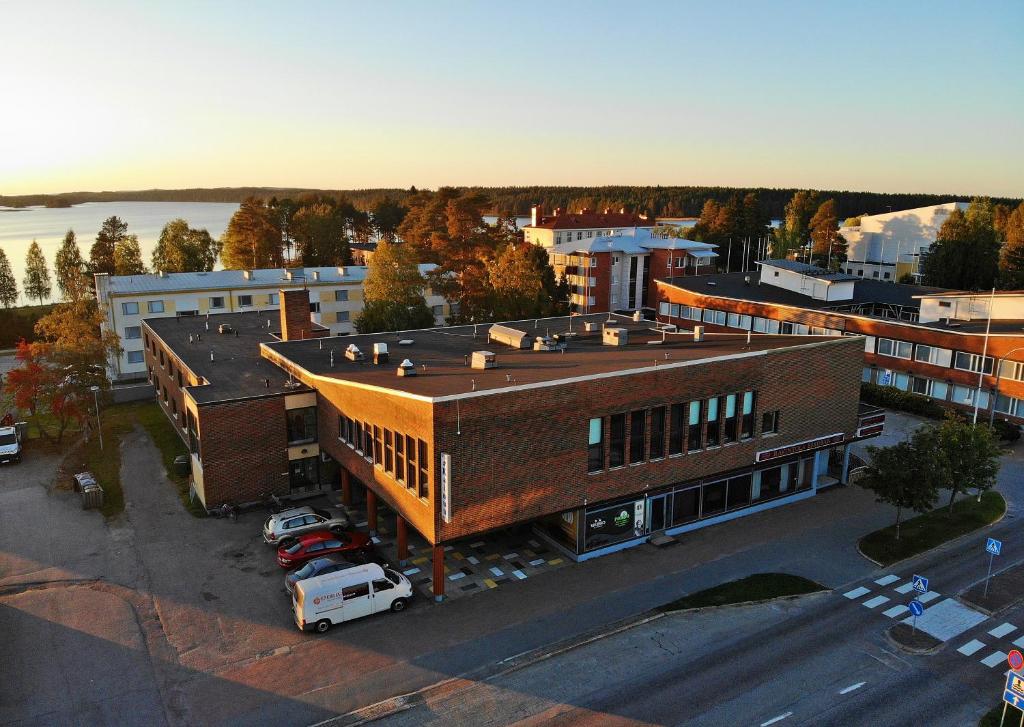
[647,494,670,532]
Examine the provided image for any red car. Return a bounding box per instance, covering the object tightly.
[277,530,372,569]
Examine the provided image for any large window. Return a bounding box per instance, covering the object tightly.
[588,418,604,473]
[209,297,225,310]
[723,394,737,444]
[740,391,755,439]
[687,401,703,451]
[121,301,139,315]
[954,352,994,375]
[915,345,952,367]
[877,338,912,359]
[418,439,429,498]
[289,456,319,490]
[669,403,685,455]
[725,474,752,510]
[405,434,416,490]
[126,350,144,364]
[395,433,405,482]
[286,407,317,444]
[238,295,253,307]
[147,300,165,314]
[384,430,394,472]
[649,407,666,460]
[999,360,1024,383]
[629,410,646,463]
[609,413,626,468]
[706,397,721,447]
[702,481,726,516]
[671,487,700,524]
[124,326,142,340]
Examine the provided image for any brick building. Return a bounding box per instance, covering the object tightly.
[655,259,1024,424]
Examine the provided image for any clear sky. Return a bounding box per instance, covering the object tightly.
[2,0,1021,197]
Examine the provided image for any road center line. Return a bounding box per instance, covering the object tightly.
[760,712,793,726]
[839,681,866,694]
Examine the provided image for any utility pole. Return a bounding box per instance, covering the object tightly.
[972,288,996,426]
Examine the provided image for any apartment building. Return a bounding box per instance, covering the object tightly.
[523,205,656,248]
[655,259,1024,424]
[97,265,447,381]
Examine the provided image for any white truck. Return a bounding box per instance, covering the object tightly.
[0,425,22,464]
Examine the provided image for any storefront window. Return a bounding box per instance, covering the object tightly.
[609,413,626,468]
[629,410,646,463]
[649,407,666,459]
[726,474,752,509]
[587,417,604,473]
[671,486,700,524]
[583,500,643,551]
[687,401,703,451]
[702,480,726,515]
[759,467,782,499]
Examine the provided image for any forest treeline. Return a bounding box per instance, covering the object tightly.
[3,185,1020,220]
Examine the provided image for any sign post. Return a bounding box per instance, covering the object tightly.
[986,538,1003,598]
[908,599,925,635]
[1000,671,1024,726]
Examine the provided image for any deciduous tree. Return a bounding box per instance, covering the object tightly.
[998,202,1024,289]
[858,440,939,540]
[114,234,147,275]
[0,248,17,307]
[363,240,426,305]
[23,240,52,305]
[90,216,127,275]
[922,199,1000,289]
[220,197,284,270]
[152,219,220,273]
[914,414,1002,512]
[54,229,87,301]
[354,299,435,334]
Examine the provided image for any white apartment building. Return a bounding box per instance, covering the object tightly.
[97,265,447,381]
[841,202,969,281]
[523,204,656,248]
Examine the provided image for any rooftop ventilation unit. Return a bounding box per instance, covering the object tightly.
[693,325,705,342]
[398,339,414,346]
[583,321,600,333]
[488,324,530,349]
[603,327,628,346]
[345,344,364,361]
[471,351,497,369]
[373,342,389,365]
[397,359,417,376]
[533,336,558,351]
[632,310,643,322]
[311,271,320,281]
[243,270,254,280]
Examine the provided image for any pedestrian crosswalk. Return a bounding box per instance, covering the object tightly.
[841,571,1023,673]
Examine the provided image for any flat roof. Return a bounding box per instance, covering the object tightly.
[145,311,310,404]
[262,313,850,401]
[661,271,946,312]
[757,259,859,282]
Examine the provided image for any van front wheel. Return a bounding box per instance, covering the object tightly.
[391,598,408,613]
[314,619,331,634]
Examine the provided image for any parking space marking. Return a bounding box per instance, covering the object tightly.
[894,582,915,594]
[875,575,900,586]
[957,639,986,656]
[489,566,504,577]
[483,578,497,589]
[402,567,421,576]
[981,651,1008,668]
[863,596,890,609]
[512,570,527,580]
[882,605,909,618]
[990,623,1017,638]
[843,587,871,600]
[547,558,564,566]
[502,552,518,560]
[469,541,486,548]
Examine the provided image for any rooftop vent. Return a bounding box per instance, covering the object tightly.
[345,344,364,361]
[398,339,414,346]
[632,310,642,322]
[583,321,600,333]
[693,325,705,342]
[217,323,233,334]
[336,266,346,276]
[471,351,497,369]
[243,270,254,280]
[397,359,417,377]
[488,324,530,349]
[603,327,628,346]
[533,336,558,351]
[373,342,389,365]
[311,271,320,281]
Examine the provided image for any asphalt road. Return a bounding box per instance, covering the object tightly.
[377,444,1024,727]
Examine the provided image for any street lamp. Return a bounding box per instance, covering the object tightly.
[989,346,1024,427]
[90,385,103,450]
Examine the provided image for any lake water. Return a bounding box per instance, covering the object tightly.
[0,201,239,305]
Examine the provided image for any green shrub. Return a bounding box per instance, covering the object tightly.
[991,418,1022,443]
[860,382,945,418]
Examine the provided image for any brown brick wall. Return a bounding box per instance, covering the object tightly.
[432,336,862,542]
[280,289,312,341]
[197,396,291,505]
[142,324,193,442]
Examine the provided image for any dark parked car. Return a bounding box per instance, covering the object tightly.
[284,554,362,595]
[276,530,373,569]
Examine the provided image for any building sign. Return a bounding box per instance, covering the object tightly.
[584,498,645,551]
[755,433,844,463]
[440,453,451,523]
[878,369,893,387]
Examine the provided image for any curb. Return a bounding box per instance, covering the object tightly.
[885,623,945,655]
[659,588,831,614]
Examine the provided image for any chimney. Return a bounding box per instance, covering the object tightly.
[531,204,542,227]
[279,289,313,341]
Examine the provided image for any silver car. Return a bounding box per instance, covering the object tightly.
[262,506,352,545]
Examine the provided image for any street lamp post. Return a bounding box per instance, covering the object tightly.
[989,346,1024,428]
[90,385,103,450]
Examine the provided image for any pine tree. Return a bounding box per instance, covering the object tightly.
[23,240,52,305]
[998,203,1024,289]
[90,216,127,275]
[220,198,284,270]
[0,247,18,307]
[113,234,147,275]
[152,219,220,273]
[54,229,87,301]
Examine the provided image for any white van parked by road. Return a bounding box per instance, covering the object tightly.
[293,562,413,633]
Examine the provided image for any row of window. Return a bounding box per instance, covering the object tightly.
[587,392,767,474]
[867,367,1023,416]
[872,336,1013,378]
[844,267,893,280]
[338,416,429,500]
[658,303,843,337]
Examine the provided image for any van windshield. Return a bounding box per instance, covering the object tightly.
[385,568,401,585]
[0,433,17,446]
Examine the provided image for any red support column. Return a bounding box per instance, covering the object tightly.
[340,468,352,506]
[396,516,409,565]
[432,544,445,602]
[366,488,378,535]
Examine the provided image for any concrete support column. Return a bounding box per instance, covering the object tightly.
[366,488,378,535]
[396,516,409,565]
[432,544,445,602]
[840,444,852,485]
[340,468,352,506]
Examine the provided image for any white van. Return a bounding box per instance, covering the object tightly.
[293,562,413,633]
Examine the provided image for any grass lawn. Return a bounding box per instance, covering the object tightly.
[659,573,825,612]
[859,491,1007,567]
[134,402,205,517]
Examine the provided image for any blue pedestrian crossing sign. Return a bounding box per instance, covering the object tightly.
[912,575,929,594]
[908,600,925,617]
[987,538,1003,556]
[1005,672,1024,709]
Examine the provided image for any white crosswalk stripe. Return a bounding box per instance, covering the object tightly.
[875,575,900,586]
[843,586,871,600]
[982,651,1008,668]
[990,623,1017,638]
[894,581,915,594]
[882,605,909,618]
[1013,635,1024,649]
[863,595,890,609]
[958,639,987,656]
[918,591,941,604]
